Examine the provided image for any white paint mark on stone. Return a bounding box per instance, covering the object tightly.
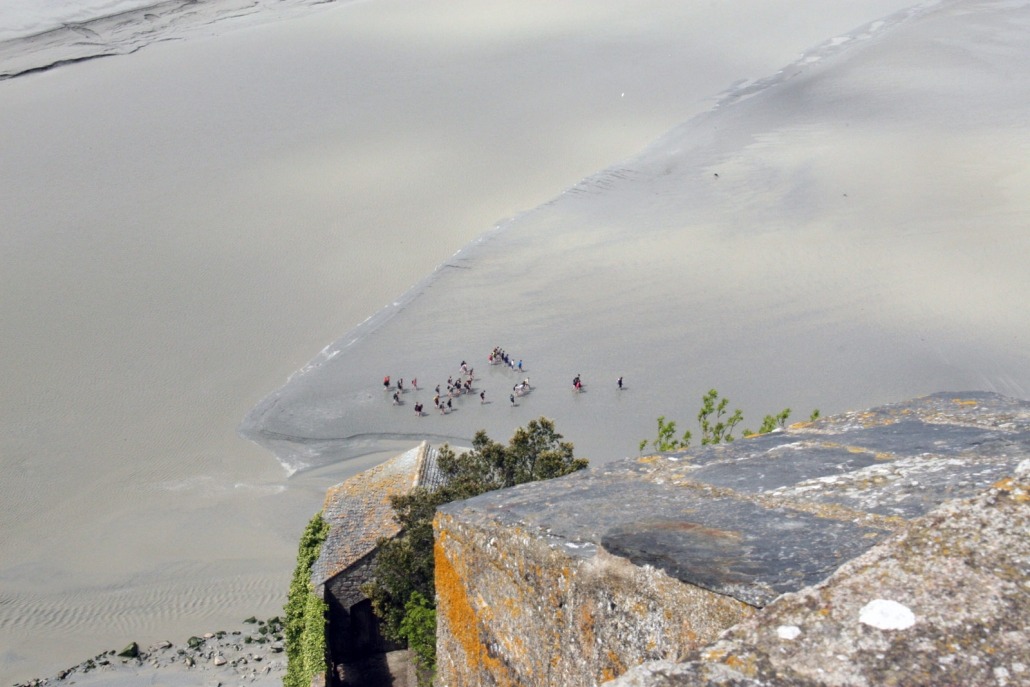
[777,625,801,640]
[859,599,916,630]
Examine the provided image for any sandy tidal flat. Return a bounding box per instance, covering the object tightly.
[244,0,1030,476]
[4,0,1025,683]
[1,0,947,682]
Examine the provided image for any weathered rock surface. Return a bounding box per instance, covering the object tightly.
[433,392,1030,687]
[608,463,1030,686]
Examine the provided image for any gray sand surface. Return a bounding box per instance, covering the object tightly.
[245,0,1030,474]
[5,0,1028,684]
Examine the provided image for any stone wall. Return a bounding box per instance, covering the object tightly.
[434,512,753,687]
[608,465,1030,687]
[433,392,1030,687]
[324,549,378,611]
[323,550,398,680]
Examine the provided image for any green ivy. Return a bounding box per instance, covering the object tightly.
[399,591,437,684]
[284,512,330,687]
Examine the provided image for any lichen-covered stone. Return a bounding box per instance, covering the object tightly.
[434,392,1030,687]
[434,512,753,687]
[608,460,1030,686]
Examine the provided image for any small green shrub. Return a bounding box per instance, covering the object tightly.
[639,415,691,454]
[642,389,812,450]
[399,591,437,684]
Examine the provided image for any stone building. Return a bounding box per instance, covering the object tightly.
[311,441,442,685]
[434,392,1030,686]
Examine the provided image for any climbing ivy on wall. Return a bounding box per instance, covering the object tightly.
[284,512,331,687]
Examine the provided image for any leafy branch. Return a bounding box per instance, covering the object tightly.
[640,389,819,453]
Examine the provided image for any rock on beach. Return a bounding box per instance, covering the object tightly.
[13,618,287,687]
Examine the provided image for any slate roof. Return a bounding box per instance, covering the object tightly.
[311,441,441,586]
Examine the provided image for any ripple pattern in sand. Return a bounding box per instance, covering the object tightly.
[0,567,287,680]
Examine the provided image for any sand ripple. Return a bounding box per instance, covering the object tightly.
[0,569,286,680]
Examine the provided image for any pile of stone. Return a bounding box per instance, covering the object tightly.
[14,616,287,687]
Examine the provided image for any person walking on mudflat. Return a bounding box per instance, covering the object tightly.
[510,393,516,406]
[480,390,486,404]
[383,375,390,390]
[617,376,623,390]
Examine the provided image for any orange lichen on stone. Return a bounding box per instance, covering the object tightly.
[723,652,758,677]
[701,648,727,663]
[577,604,596,647]
[501,595,523,618]
[434,532,515,686]
[992,476,1029,502]
[435,539,485,671]
[599,649,628,683]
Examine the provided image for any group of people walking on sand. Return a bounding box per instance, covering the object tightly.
[488,346,523,372]
[384,375,420,405]
[383,346,625,417]
[385,360,481,416]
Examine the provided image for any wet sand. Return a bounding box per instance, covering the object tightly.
[5,0,1027,683]
[244,0,1030,472]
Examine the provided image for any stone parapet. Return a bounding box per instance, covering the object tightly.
[434,511,753,687]
[433,392,1030,686]
[608,463,1030,686]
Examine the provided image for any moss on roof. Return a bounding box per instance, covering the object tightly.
[311,441,438,586]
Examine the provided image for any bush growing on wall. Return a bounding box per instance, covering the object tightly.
[399,591,437,679]
[640,388,818,453]
[364,417,588,684]
[284,512,330,687]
